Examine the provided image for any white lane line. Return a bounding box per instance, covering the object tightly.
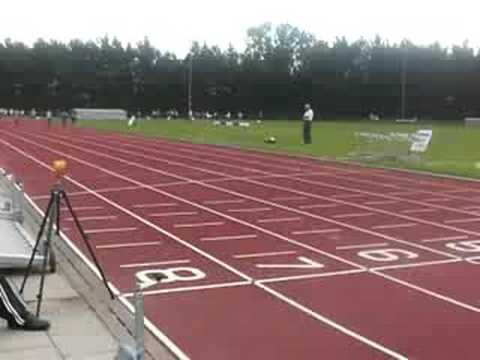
[257,217,301,223]
[257,283,408,360]
[233,250,297,259]
[372,223,418,230]
[132,202,177,208]
[421,235,469,243]
[336,243,389,250]
[271,196,307,201]
[65,215,116,221]
[120,259,191,268]
[227,207,271,213]
[371,259,461,271]
[85,227,137,234]
[150,211,198,217]
[444,217,480,224]
[174,221,224,228]
[96,241,162,249]
[291,228,341,235]
[299,203,338,209]
[203,199,245,205]
[364,200,398,206]
[373,270,480,313]
[400,208,438,214]
[200,234,257,241]
[333,212,374,219]
[61,206,103,211]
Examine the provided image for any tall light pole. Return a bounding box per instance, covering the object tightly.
[400,48,407,119]
[187,56,193,117]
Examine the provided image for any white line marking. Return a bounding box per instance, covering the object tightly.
[291,228,342,235]
[373,270,480,313]
[299,203,339,209]
[256,283,408,360]
[271,196,307,201]
[174,221,224,228]
[203,199,245,205]
[65,215,116,221]
[333,212,374,219]
[424,198,452,203]
[120,259,191,268]
[85,227,137,234]
[364,200,398,206]
[388,191,419,196]
[150,211,198,217]
[462,206,480,210]
[96,241,161,249]
[233,250,297,259]
[132,202,177,208]
[372,223,418,230]
[227,207,271,213]
[444,217,480,224]
[200,234,257,241]
[371,259,461,271]
[122,281,251,297]
[60,206,103,211]
[258,269,366,284]
[333,193,365,199]
[336,243,389,250]
[257,217,301,223]
[400,208,438,214]
[421,235,469,243]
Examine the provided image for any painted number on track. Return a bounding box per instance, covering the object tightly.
[256,256,324,269]
[446,240,480,252]
[136,267,206,289]
[357,248,419,262]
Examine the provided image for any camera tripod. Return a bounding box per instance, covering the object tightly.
[20,181,115,316]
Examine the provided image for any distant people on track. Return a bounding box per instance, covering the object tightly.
[128,115,138,129]
[46,110,53,128]
[302,103,314,144]
[0,275,50,331]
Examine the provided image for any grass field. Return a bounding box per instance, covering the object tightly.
[78,118,480,179]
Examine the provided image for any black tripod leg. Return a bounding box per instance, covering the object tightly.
[35,192,58,317]
[20,192,55,295]
[61,190,115,299]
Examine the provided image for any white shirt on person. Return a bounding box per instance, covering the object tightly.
[303,109,314,122]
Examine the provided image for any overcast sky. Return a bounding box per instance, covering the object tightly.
[1,0,479,57]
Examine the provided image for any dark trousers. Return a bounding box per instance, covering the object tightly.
[303,121,312,144]
[0,276,28,326]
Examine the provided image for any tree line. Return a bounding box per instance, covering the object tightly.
[1,23,479,119]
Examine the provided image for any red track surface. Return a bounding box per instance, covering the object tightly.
[2,119,480,359]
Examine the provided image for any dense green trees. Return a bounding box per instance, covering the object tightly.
[1,24,479,119]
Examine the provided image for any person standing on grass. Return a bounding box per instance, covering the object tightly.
[302,103,314,144]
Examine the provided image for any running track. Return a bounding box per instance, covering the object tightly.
[2,119,480,359]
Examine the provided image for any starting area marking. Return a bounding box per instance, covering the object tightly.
[174,221,224,228]
[200,234,257,241]
[233,251,297,259]
[132,202,177,208]
[96,241,162,249]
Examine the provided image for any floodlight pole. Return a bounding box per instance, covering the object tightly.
[401,48,407,119]
[187,56,192,117]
